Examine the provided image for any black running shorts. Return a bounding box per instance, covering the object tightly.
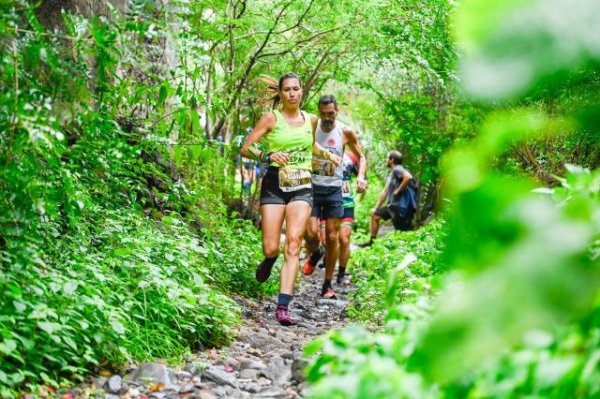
[311,186,343,219]
[260,167,313,207]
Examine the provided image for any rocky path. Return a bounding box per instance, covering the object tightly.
[82,257,354,399]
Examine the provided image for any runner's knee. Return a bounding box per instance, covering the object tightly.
[285,237,302,257]
[325,230,338,247]
[339,232,350,247]
[263,241,280,258]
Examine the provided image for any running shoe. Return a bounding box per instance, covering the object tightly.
[302,246,324,276]
[321,286,336,299]
[276,305,294,326]
[255,258,274,283]
[317,256,325,269]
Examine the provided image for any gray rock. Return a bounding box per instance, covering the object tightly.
[104,395,120,399]
[106,375,122,394]
[184,362,199,376]
[179,384,195,394]
[212,386,229,398]
[240,382,262,393]
[149,389,178,399]
[275,330,296,344]
[252,387,289,398]
[216,358,239,370]
[202,366,238,388]
[239,359,266,370]
[129,362,175,388]
[192,392,217,399]
[174,370,193,380]
[239,369,259,380]
[291,358,308,382]
[261,357,292,386]
[257,377,272,386]
[225,386,246,398]
[93,377,107,389]
[239,332,286,352]
[281,351,295,360]
[297,382,308,395]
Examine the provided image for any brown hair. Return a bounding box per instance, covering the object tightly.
[258,73,302,109]
[387,151,403,165]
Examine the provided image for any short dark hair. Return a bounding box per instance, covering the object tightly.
[387,151,403,165]
[278,72,302,89]
[318,94,338,109]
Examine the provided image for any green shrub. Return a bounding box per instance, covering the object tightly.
[0,209,242,395]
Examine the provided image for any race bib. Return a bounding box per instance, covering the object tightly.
[312,157,335,177]
[278,167,312,192]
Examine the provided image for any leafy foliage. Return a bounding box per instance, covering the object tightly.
[0,2,272,396]
[305,0,600,398]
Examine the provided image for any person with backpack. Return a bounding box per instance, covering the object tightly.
[360,151,417,247]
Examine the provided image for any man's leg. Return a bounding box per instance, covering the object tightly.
[322,216,341,297]
[302,211,324,276]
[360,207,390,247]
[370,212,382,238]
[338,223,352,284]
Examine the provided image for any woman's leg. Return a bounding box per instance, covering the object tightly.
[280,201,312,294]
[261,204,285,257]
[255,204,285,282]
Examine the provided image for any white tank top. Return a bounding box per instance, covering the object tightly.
[312,121,344,188]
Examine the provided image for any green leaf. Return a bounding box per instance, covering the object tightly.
[0,339,17,355]
[110,320,125,335]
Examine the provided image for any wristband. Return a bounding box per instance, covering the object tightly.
[261,151,273,163]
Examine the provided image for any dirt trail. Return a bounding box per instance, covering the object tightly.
[84,257,354,399]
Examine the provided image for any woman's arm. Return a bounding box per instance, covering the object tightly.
[241,112,289,166]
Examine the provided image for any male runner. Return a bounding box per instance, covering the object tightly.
[336,151,363,284]
[303,95,367,299]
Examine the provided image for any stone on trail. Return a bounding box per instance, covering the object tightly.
[239,368,259,380]
[239,358,266,370]
[105,375,122,394]
[192,392,217,399]
[202,366,239,388]
[173,370,193,380]
[252,387,290,398]
[178,384,195,394]
[93,377,107,389]
[184,362,200,376]
[104,394,120,399]
[149,389,178,399]
[128,362,177,390]
[291,357,309,382]
[261,356,292,386]
[239,331,287,352]
[316,298,347,309]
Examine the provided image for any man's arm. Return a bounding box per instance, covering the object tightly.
[312,115,341,166]
[343,126,367,192]
[393,169,413,196]
[374,187,388,210]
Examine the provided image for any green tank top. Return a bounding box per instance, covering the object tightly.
[266,110,313,171]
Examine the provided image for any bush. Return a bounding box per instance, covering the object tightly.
[0,209,242,396]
